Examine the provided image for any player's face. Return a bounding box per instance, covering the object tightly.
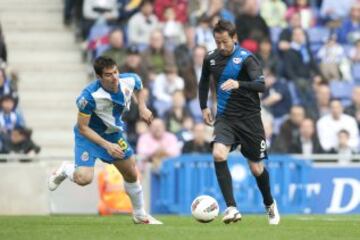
[214,31,236,56]
[99,65,119,93]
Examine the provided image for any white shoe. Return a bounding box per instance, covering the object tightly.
[133,214,163,225]
[48,162,67,191]
[222,206,242,224]
[266,200,280,225]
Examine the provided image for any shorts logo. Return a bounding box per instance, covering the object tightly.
[210,59,216,66]
[81,151,89,161]
[259,140,266,158]
[232,58,241,64]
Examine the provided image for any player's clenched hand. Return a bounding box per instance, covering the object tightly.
[139,107,154,125]
[202,108,214,126]
[105,142,124,159]
[220,79,240,91]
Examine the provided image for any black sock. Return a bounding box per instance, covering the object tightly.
[214,161,236,207]
[255,168,274,206]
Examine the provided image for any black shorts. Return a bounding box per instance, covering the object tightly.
[212,115,267,162]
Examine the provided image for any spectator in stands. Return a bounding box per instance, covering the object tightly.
[0,23,7,63]
[288,118,324,155]
[101,28,127,68]
[283,27,320,107]
[235,0,270,53]
[260,0,288,28]
[329,129,354,164]
[261,68,292,134]
[136,118,180,172]
[154,0,188,24]
[0,126,40,156]
[317,99,359,152]
[195,15,217,51]
[317,34,346,82]
[174,26,196,73]
[162,7,186,51]
[163,90,191,134]
[152,64,184,117]
[272,105,305,153]
[127,0,159,50]
[308,82,331,120]
[81,0,119,40]
[320,0,356,27]
[175,116,194,147]
[285,0,316,29]
[349,39,360,82]
[142,29,175,74]
[205,0,235,24]
[345,86,360,128]
[0,95,24,135]
[119,45,149,88]
[255,38,279,73]
[337,3,360,45]
[182,123,211,154]
[278,12,310,54]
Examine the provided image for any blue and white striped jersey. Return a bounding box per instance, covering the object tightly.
[75,73,142,135]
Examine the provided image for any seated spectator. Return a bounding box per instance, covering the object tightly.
[195,15,216,51]
[337,3,360,45]
[261,68,292,134]
[205,0,235,24]
[142,29,175,74]
[136,118,180,172]
[0,69,18,107]
[308,82,331,120]
[288,118,324,155]
[101,28,127,68]
[272,105,305,153]
[127,0,159,50]
[349,39,360,82]
[152,64,184,117]
[119,45,149,88]
[255,38,279,74]
[175,116,194,147]
[345,86,360,129]
[236,0,270,53]
[161,7,186,51]
[329,129,354,165]
[182,123,211,154]
[320,0,355,26]
[154,0,188,24]
[260,0,288,28]
[0,95,25,135]
[317,34,347,82]
[317,99,359,152]
[163,90,191,134]
[285,0,316,29]
[0,126,40,156]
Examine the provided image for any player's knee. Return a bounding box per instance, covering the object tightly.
[213,148,227,162]
[249,163,263,177]
[74,172,93,186]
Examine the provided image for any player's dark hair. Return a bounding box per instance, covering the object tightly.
[93,56,117,76]
[213,19,236,37]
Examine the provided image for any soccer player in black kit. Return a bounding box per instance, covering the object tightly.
[199,20,280,225]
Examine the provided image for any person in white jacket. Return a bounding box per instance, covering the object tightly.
[317,99,359,152]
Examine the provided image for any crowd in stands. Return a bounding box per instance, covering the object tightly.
[63,0,360,167]
[0,22,40,159]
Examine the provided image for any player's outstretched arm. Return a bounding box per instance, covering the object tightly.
[135,89,153,125]
[77,113,124,159]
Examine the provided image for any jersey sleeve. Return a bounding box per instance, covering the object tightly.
[76,91,95,116]
[132,73,143,91]
[198,55,211,110]
[239,55,265,92]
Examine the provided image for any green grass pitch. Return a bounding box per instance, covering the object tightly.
[0,215,359,240]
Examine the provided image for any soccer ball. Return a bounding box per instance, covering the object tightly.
[191,195,219,223]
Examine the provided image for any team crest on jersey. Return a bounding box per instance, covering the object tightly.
[123,87,131,97]
[232,58,242,64]
[77,97,88,111]
[210,59,216,66]
[81,151,89,161]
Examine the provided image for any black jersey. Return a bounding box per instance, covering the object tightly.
[199,45,265,120]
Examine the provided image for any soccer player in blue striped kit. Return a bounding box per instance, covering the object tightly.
[199,20,280,225]
[48,56,162,224]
